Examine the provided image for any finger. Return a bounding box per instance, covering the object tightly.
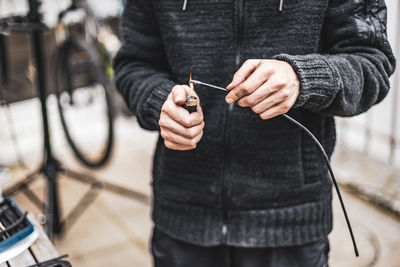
[259,102,288,120]
[186,109,204,127]
[252,87,289,112]
[253,84,299,116]
[172,84,201,115]
[163,100,204,127]
[161,126,203,146]
[177,121,205,139]
[236,78,276,107]
[227,59,260,90]
[239,71,293,107]
[190,129,204,145]
[164,140,195,151]
[226,63,272,104]
[251,92,284,114]
[159,114,205,139]
[172,85,193,105]
[162,100,190,125]
[164,131,203,150]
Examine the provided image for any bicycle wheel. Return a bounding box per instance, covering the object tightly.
[54,36,114,168]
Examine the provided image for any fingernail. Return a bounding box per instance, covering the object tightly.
[226,97,234,104]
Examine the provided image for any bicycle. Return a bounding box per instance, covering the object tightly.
[0,0,148,238]
[53,0,123,168]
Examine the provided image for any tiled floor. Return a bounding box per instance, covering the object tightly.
[2,98,400,266]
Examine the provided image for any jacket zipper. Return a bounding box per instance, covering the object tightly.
[221,0,244,241]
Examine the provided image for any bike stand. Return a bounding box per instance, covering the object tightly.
[4,164,149,240]
[2,0,149,240]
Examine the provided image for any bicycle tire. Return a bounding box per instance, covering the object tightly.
[54,35,114,168]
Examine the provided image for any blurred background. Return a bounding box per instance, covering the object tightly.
[0,0,399,266]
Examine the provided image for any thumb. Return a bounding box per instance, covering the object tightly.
[173,85,196,105]
[172,85,189,105]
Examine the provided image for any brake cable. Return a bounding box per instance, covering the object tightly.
[190,79,359,257]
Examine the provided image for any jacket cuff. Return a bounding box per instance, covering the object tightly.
[273,54,341,109]
[137,80,176,130]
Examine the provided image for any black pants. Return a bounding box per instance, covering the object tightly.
[152,228,329,267]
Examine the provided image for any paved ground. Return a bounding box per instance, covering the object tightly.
[332,147,400,218]
[1,98,400,266]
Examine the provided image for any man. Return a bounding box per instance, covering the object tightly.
[114,0,395,266]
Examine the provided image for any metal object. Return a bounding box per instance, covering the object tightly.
[279,0,284,11]
[184,96,198,113]
[27,254,71,267]
[189,79,228,92]
[182,0,188,11]
[26,0,62,238]
[183,76,198,113]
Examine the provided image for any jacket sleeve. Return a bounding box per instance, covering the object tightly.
[274,0,396,117]
[113,0,176,130]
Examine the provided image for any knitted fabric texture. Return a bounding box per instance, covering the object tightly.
[114,0,395,247]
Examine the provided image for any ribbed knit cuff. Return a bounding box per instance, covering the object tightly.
[137,80,176,131]
[274,54,341,109]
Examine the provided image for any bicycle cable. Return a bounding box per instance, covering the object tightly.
[282,113,359,257]
[190,79,359,257]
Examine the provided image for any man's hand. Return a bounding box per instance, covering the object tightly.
[226,59,300,120]
[159,85,204,150]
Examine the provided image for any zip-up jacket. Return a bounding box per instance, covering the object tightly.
[113,0,396,247]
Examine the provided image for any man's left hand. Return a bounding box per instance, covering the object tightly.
[226,59,300,120]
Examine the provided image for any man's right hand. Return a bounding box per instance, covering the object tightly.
[159,85,204,150]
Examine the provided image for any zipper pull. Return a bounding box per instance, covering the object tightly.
[279,0,283,12]
[182,0,188,11]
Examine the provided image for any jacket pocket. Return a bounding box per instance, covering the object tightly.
[152,137,222,207]
[300,112,328,185]
[228,108,306,209]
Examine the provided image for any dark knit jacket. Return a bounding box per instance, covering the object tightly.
[114,0,395,247]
